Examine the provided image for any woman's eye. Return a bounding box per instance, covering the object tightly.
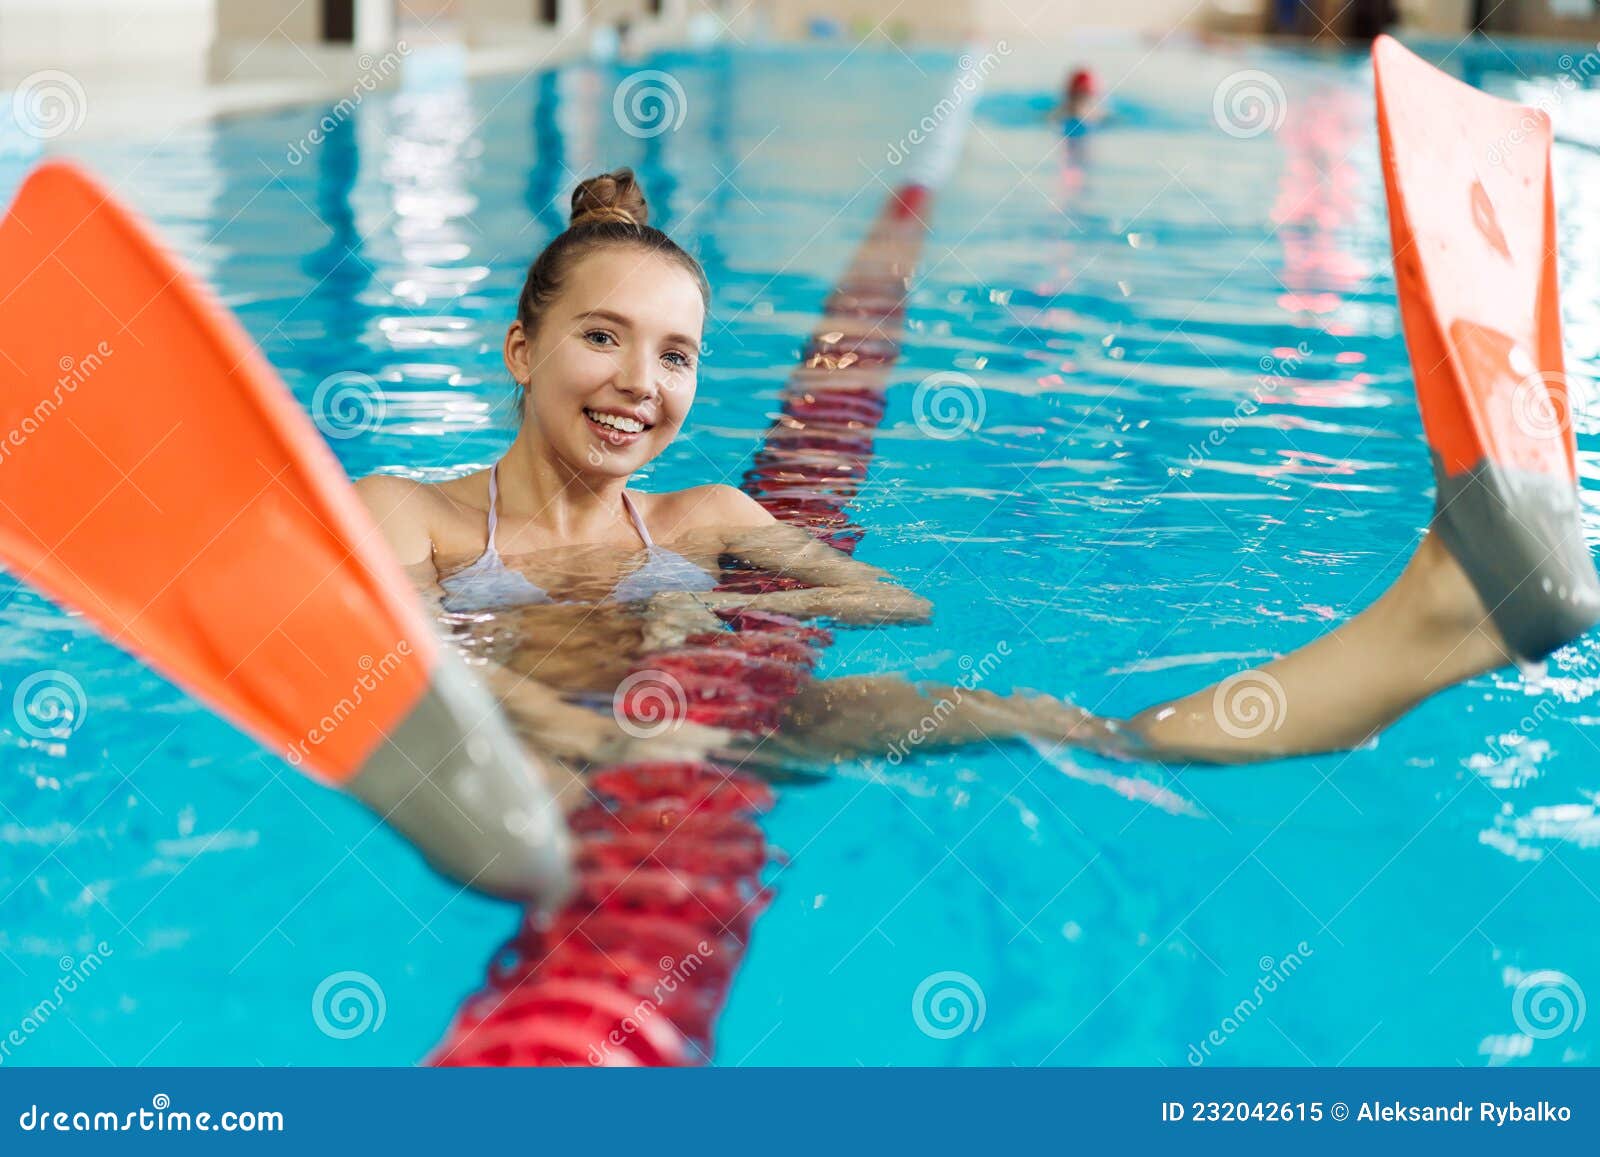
[584,330,617,347]
[662,350,693,369]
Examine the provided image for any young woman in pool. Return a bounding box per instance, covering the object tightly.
[357,168,1597,794]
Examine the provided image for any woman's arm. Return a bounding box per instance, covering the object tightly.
[667,485,931,627]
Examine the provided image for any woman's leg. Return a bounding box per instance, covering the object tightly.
[763,670,1111,766]
[762,532,1518,769]
[1125,532,1511,762]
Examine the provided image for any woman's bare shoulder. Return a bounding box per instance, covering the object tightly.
[353,473,456,519]
[638,484,775,538]
[353,473,476,565]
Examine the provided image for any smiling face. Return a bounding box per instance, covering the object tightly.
[506,245,705,481]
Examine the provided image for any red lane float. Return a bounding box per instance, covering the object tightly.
[429,175,943,1067]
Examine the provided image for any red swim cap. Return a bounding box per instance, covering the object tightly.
[1068,69,1097,96]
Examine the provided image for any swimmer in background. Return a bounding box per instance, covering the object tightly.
[1050,69,1107,133]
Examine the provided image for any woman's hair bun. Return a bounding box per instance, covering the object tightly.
[569,168,649,229]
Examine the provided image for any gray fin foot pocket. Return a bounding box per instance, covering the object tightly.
[1433,457,1600,661]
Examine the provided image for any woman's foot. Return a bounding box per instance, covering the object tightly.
[966,689,1133,758]
[1390,531,1514,681]
[1120,532,1533,766]
[1376,37,1600,661]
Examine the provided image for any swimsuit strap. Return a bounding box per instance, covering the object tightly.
[482,464,502,562]
[482,471,651,562]
[620,490,654,550]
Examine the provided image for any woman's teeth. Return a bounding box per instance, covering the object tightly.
[584,408,646,434]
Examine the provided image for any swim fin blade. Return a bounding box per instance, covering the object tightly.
[1374,35,1600,660]
[0,160,570,906]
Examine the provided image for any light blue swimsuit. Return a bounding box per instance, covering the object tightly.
[440,465,717,613]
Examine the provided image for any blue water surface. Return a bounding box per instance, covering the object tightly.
[1,35,1598,1067]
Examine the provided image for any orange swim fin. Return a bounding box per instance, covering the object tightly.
[0,160,570,905]
[1373,36,1600,659]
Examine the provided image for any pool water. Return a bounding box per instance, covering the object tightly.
[2,34,1598,1067]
